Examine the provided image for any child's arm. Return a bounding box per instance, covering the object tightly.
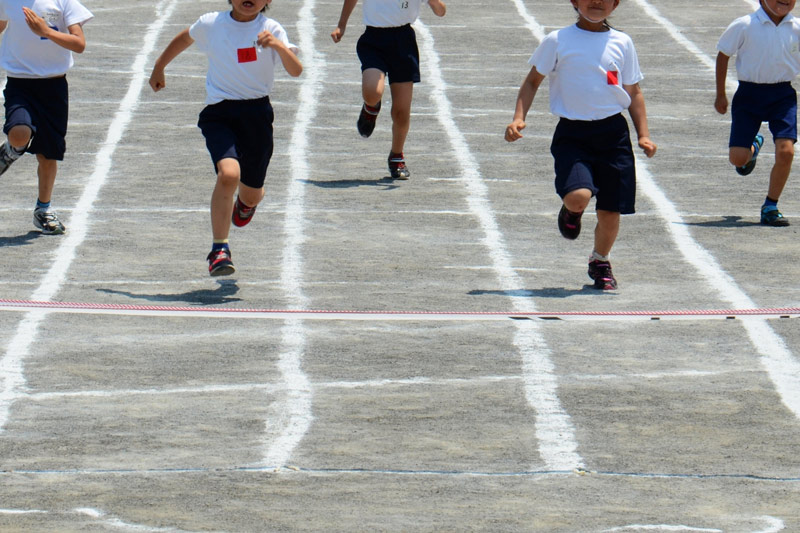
[714,52,730,114]
[0,21,7,34]
[331,0,358,43]
[624,83,657,158]
[505,66,545,142]
[149,29,194,92]
[257,31,303,77]
[23,7,85,53]
[428,0,447,17]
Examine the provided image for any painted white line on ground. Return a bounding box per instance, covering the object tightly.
[0,1,180,432]
[262,0,319,469]
[634,0,800,421]
[417,21,583,471]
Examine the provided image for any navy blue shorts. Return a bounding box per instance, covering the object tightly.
[730,81,797,147]
[3,76,69,160]
[356,24,420,84]
[197,96,274,189]
[550,113,636,214]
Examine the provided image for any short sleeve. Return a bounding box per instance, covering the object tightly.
[62,0,93,27]
[621,36,643,85]
[717,18,744,57]
[189,13,214,53]
[269,20,299,55]
[0,3,6,21]
[529,31,559,76]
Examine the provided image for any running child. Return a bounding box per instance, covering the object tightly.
[331,0,446,180]
[505,0,656,290]
[715,0,799,227]
[0,0,93,235]
[149,0,302,276]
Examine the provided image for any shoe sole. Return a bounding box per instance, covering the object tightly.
[210,264,236,277]
[761,218,790,227]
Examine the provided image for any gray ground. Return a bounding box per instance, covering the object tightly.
[1,0,799,531]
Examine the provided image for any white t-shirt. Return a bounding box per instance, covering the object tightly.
[363,0,425,27]
[190,11,298,105]
[717,7,800,84]
[0,0,92,78]
[530,24,643,121]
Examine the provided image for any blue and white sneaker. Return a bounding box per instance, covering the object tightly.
[736,134,764,176]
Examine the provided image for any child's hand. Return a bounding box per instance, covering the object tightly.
[428,0,447,17]
[149,68,166,92]
[638,136,657,158]
[331,26,345,43]
[714,94,728,115]
[257,30,280,49]
[505,119,526,142]
[22,7,51,39]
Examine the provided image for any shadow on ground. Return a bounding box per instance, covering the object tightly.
[302,177,401,190]
[0,231,41,247]
[96,280,241,305]
[469,286,613,298]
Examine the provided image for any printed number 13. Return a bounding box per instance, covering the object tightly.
[399,1,409,8]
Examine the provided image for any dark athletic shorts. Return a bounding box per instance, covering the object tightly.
[730,80,797,147]
[356,24,421,84]
[550,113,636,214]
[3,76,69,161]
[197,96,274,189]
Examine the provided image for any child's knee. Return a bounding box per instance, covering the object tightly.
[775,141,795,165]
[391,107,410,124]
[729,147,751,167]
[7,125,33,147]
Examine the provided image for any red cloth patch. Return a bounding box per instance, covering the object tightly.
[238,47,257,63]
[607,70,619,85]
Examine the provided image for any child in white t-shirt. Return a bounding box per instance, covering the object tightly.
[505,0,656,290]
[331,0,446,180]
[149,0,302,277]
[0,0,93,235]
[715,0,800,227]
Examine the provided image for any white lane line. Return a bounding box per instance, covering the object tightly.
[0,1,180,432]
[416,21,583,471]
[633,1,800,420]
[262,0,319,469]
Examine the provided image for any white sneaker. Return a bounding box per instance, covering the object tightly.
[33,208,66,235]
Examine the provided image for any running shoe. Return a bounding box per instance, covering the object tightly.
[357,101,381,138]
[0,142,19,177]
[33,207,65,235]
[760,205,790,227]
[557,204,582,240]
[736,134,764,176]
[588,259,617,290]
[232,196,257,227]
[207,248,235,277]
[388,152,410,180]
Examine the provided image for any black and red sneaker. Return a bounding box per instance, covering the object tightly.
[357,101,381,138]
[388,152,410,180]
[588,259,617,290]
[557,204,582,240]
[232,196,257,227]
[207,248,235,277]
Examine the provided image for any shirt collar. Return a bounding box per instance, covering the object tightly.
[756,6,796,26]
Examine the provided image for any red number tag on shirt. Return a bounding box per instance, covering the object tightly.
[607,70,619,86]
[238,47,258,63]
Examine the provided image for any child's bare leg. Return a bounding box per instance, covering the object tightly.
[767,138,795,200]
[210,158,240,241]
[361,68,385,107]
[36,154,57,204]
[594,209,620,257]
[237,182,265,208]
[8,125,33,150]
[729,146,754,168]
[563,188,592,214]
[389,81,413,154]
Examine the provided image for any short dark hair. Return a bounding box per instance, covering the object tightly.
[228,1,268,13]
